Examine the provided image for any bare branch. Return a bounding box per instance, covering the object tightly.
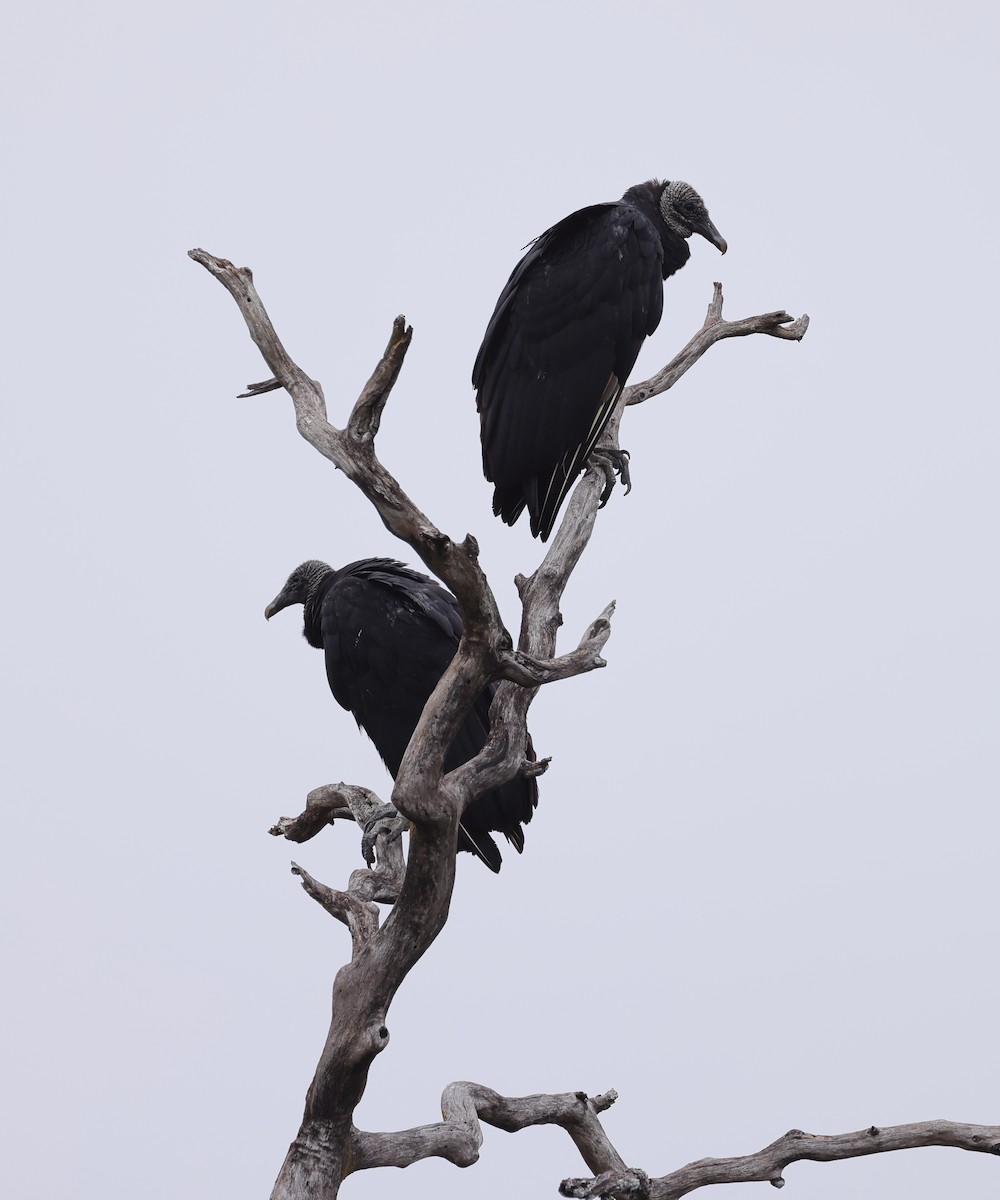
[269,783,380,842]
[350,1085,627,1178]
[290,861,380,954]
[238,376,284,398]
[623,282,809,408]
[347,316,413,442]
[498,601,616,686]
[188,250,325,408]
[644,1119,1000,1199]
[352,1082,1000,1199]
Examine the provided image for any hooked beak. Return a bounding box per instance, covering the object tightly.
[264,592,290,621]
[694,216,728,255]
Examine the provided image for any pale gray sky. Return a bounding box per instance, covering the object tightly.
[3,3,998,1198]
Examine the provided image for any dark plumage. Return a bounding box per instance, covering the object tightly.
[264,558,537,872]
[473,179,727,541]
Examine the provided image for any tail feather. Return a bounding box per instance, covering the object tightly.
[459,821,503,873]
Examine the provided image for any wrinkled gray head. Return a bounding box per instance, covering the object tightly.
[659,181,728,253]
[264,560,332,620]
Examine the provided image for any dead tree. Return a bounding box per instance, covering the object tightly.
[191,248,999,1199]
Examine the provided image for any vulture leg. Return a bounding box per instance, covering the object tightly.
[361,804,409,866]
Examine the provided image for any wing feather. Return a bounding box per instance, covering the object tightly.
[474,200,665,540]
[319,560,536,870]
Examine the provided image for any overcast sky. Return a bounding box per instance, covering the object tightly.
[3,3,998,1198]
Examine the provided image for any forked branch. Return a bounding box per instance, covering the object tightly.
[499,600,616,686]
[191,247,620,843]
[624,282,809,407]
[191,247,820,1200]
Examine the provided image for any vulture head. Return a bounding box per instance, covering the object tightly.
[264,560,332,619]
[659,180,728,254]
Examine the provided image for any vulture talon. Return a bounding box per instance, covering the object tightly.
[361,804,407,865]
[593,447,631,508]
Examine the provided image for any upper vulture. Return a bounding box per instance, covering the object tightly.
[265,557,537,872]
[473,178,727,541]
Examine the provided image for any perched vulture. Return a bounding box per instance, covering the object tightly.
[264,558,537,872]
[473,178,727,541]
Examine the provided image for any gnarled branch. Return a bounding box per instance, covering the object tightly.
[349,1085,626,1178]
[269,783,380,843]
[277,786,407,953]
[348,1083,1000,1199]
[192,246,812,1200]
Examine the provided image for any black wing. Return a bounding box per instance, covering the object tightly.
[474,201,665,540]
[321,561,536,871]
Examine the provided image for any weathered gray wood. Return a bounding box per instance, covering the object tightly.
[274,786,407,911]
[192,245,997,1200]
[289,862,380,954]
[623,282,809,408]
[269,783,377,842]
[187,251,997,1200]
[350,1085,627,1177]
[191,247,636,1199]
[643,1119,1000,1198]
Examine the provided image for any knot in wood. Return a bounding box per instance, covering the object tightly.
[368,1021,390,1053]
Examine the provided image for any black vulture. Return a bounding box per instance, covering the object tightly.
[264,558,537,872]
[473,179,727,541]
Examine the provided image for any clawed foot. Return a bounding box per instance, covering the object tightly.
[361,804,409,865]
[591,446,632,508]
